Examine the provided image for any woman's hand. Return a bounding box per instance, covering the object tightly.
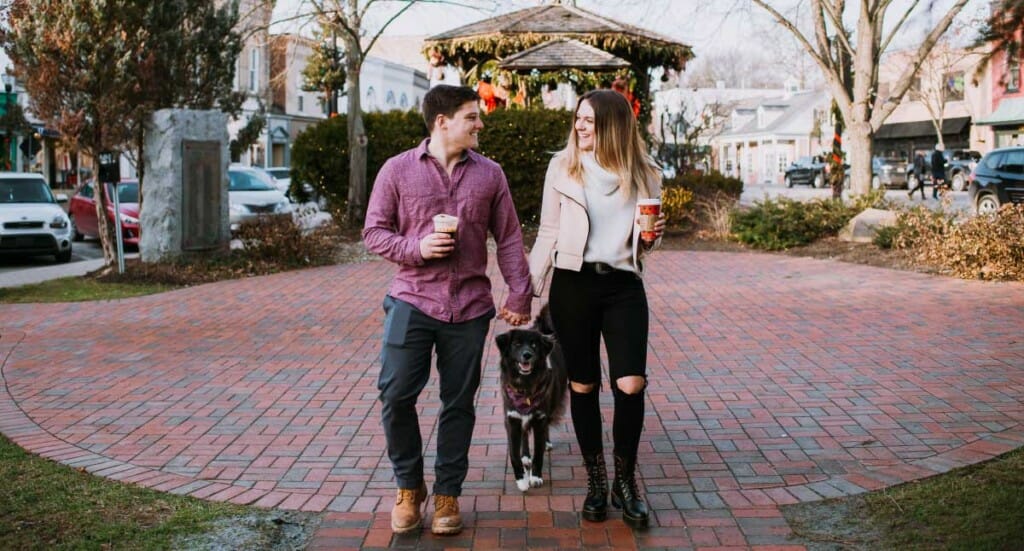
[637,213,667,244]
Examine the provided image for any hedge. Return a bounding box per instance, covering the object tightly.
[290,108,573,223]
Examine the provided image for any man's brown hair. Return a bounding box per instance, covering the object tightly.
[422,85,480,132]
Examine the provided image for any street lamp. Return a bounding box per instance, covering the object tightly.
[1,72,15,171]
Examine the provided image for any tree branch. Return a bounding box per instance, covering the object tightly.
[870,0,970,128]
[879,0,920,54]
[817,0,854,57]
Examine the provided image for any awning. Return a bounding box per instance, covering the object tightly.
[975,97,1024,126]
[875,116,970,140]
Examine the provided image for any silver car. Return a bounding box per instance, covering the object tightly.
[228,166,293,232]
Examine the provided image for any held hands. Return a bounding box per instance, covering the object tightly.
[498,307,531,326]
[419,232,455,260]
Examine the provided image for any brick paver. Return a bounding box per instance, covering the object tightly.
[1,251,1022,549]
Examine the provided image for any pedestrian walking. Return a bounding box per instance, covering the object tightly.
[908,152,927,199]
[362,84,532,536]
[528,89,665,529]
[931,144,947,199]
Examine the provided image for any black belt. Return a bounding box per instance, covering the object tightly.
[581,261,622,275]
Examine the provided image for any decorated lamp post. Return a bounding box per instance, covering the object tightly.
[0,72,16,170]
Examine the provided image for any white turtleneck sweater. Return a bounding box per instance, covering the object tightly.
[580,153,637,272]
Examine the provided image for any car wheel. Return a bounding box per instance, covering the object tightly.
[813,174,824,188]
[975,193,999,215]
[952,173,966,192]
[785,175,793,188]
[69,214,83,242]
[55,246,72,263]
[871,175,881,190]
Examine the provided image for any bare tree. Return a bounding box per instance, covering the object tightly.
[906,36,980,149]
[751,0,970,194]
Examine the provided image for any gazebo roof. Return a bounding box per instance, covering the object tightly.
[499,38,630,72]
[428,3,681,48]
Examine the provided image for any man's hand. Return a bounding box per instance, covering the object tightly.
[498,307,531,326]
[419,232,455,260]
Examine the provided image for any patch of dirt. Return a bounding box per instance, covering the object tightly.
[782,496,884,551]
[173,510,320,551]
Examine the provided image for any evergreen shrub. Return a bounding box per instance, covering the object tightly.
[291,108,572,223]
[731,197,857,250]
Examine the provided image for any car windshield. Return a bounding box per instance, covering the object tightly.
[796,156,813,165]
[229,169,276,191]
[0,178,56,204]
[105,182,139,203]
[266,168,290,179]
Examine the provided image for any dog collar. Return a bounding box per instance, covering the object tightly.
[505,383,545,415]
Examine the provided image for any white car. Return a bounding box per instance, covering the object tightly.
[0,172,73,263]
[228,166,293,232]
[264,167,291,194]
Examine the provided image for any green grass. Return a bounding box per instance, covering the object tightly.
[865,447,1024,550]
[0,433,252,550]
[0,277,174,303]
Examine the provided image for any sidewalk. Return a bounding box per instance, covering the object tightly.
[1,251,1022,549]
[0,258,106,288]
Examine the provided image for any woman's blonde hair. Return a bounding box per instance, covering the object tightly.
[558,89,659,198]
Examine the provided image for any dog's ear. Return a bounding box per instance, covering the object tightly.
[495,332,510,353]
[540,333,555,354]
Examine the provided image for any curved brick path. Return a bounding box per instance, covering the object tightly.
[2,251,1023,550]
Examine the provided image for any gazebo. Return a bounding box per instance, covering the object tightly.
[423,0,692,128]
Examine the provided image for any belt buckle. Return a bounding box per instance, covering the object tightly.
[593,262,613,275]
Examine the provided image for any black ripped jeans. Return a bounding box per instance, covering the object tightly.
[547,267,648,460]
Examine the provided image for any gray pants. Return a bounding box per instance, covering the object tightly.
[377,295,493,496]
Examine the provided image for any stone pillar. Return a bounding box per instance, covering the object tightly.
[140,109,229,263]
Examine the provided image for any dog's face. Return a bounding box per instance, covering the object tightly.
[496,329,554,378]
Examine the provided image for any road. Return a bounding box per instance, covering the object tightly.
[0,237,108,276]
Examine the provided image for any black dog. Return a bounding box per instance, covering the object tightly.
[494,306,568,492]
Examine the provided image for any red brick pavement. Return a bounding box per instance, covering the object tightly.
[1,251,1022,549]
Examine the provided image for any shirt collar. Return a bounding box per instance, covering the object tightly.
[418,138,473,165]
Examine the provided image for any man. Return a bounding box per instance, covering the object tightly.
[931,144,947,199]
[362,85,532,536]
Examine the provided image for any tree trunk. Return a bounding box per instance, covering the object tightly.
[93,160,117,266]
[846,121,873,195]
[345,43,366,226]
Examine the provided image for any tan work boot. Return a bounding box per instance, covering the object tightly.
[431,494,463,535]
[390,483,427,534]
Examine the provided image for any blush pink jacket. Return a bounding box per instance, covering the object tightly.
[528,154,661,297]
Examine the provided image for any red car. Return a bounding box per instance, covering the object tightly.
[68,180,140,247]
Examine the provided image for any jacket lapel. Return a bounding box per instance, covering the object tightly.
[552,177,587,207]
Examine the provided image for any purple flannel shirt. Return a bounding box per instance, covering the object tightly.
[362,139,532,323]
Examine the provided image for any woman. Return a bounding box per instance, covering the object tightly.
[528,89,665,528]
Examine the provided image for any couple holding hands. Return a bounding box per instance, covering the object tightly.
[362,84,666,535]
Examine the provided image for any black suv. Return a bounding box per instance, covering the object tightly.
[968,146,1024,214]
[784,156,827,188]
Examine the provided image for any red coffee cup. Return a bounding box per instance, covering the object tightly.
[638,198,661,242]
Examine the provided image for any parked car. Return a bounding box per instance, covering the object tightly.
[907,149,982,191]
[871,156,909,189]
[968,146,1024,215]
[68,180,140,247]
[784,156,827,188]
[0,172,73,263]
[229,165,292,232]
[946,149,982,192]
[264,166,291,194]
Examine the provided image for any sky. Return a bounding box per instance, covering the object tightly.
[270,0,990,65]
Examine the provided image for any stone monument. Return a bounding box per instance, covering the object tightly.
[140,109,230,263]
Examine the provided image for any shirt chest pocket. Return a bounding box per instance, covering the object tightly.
[401,193,447,223]
[460,191,492,225]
